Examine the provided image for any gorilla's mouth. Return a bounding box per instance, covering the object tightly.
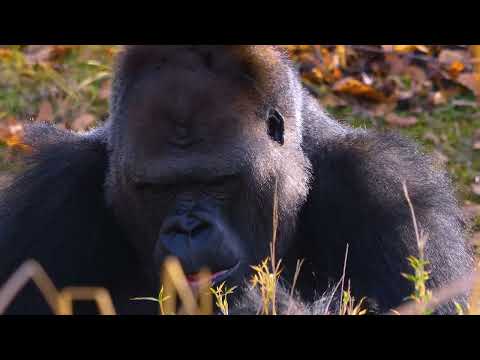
[186,262,240,288]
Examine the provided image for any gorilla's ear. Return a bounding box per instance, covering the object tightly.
[267,109,285,146]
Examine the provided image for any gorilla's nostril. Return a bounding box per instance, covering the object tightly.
[190,222,211,237]
[161,215,209,235]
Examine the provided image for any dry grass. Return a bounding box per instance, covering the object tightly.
[0,180,478,315]
[0,260,116,315]
[210,282,237,315]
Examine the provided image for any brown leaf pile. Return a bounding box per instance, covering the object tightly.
[0,117,30,153]
[283,45,480,126]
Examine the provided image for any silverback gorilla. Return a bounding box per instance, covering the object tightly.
[0,45,474,315]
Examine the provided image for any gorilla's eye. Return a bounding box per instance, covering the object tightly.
[267,109,285,146]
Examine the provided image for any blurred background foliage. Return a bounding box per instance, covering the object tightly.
[1,45,480,247]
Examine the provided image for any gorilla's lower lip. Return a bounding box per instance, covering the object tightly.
[211,262,240,286]
[186,263,240,288]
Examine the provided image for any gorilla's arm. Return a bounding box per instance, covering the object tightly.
[0,124,149,314]
[298,105,474,314]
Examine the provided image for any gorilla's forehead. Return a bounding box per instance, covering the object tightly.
[122,66,266,145]
[127,62,258,114]
[116,45,290,98]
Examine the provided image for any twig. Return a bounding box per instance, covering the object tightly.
[287,259,305,315]
[161,257,200,315]
[467,261,480,314]
[339,244,350,314]
[0,260,60,314]
[270,177,279,315]
[57,287,116,315]
[402,181,422,250]
[0,260,117,315]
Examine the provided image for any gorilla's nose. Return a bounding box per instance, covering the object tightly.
[155,200,240,276]
[157,214,216,275]
[161,215,205,235]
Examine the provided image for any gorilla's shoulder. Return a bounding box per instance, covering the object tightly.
[320,129,457,203]
[3,122,110,208]
[0,123,112,283]
[1,122,110,215]
[22,122,108,156]
[13,122,110,194]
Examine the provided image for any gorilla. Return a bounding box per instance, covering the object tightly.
[0,45,474,315]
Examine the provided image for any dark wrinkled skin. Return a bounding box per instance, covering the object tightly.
[0,46,474,314]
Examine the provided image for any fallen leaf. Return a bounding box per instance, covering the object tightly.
[0,48,13,60]
[471,46,480,100]
[303,68,323,84]
[0,116,23,137]
[71,113,96,132]
[472,183,480,196]
[438,49,469,66]
[381,45,394,53]
[320,93,347,107]
[370,102,397,117]
[0,117,30,152]
[472,176,480,196]
[471,232,480,246]
[473,129,480,150]
[24,45,56,64]
[414,45,430,54]
[361,72,374,86]
[99,80,112,100]
[405,66,427,86]
[423,131,441,145]
[25,45,76,65]
[5,134,26,148]
[0,120,13,140]
[457,73,480,96]
[333,77,385,102]
[430,91,447,106]
[431,150,449,166]
[37,100,54,122]
[463,204,480,220]
[331,67,343,81]
[385,113,418,127]
[448,60,465,78]
[452,99,478,108]
[397,90,415,102]
[385,54,410,75]
[437,50,470,80]
[393,45,429,54]
[335,45,347,68]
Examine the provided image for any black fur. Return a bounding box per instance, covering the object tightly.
[0,46,474,315]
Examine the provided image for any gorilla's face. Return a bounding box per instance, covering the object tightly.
[106,46,311,290]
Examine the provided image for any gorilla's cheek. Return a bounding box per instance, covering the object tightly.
[153,197,248,286]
